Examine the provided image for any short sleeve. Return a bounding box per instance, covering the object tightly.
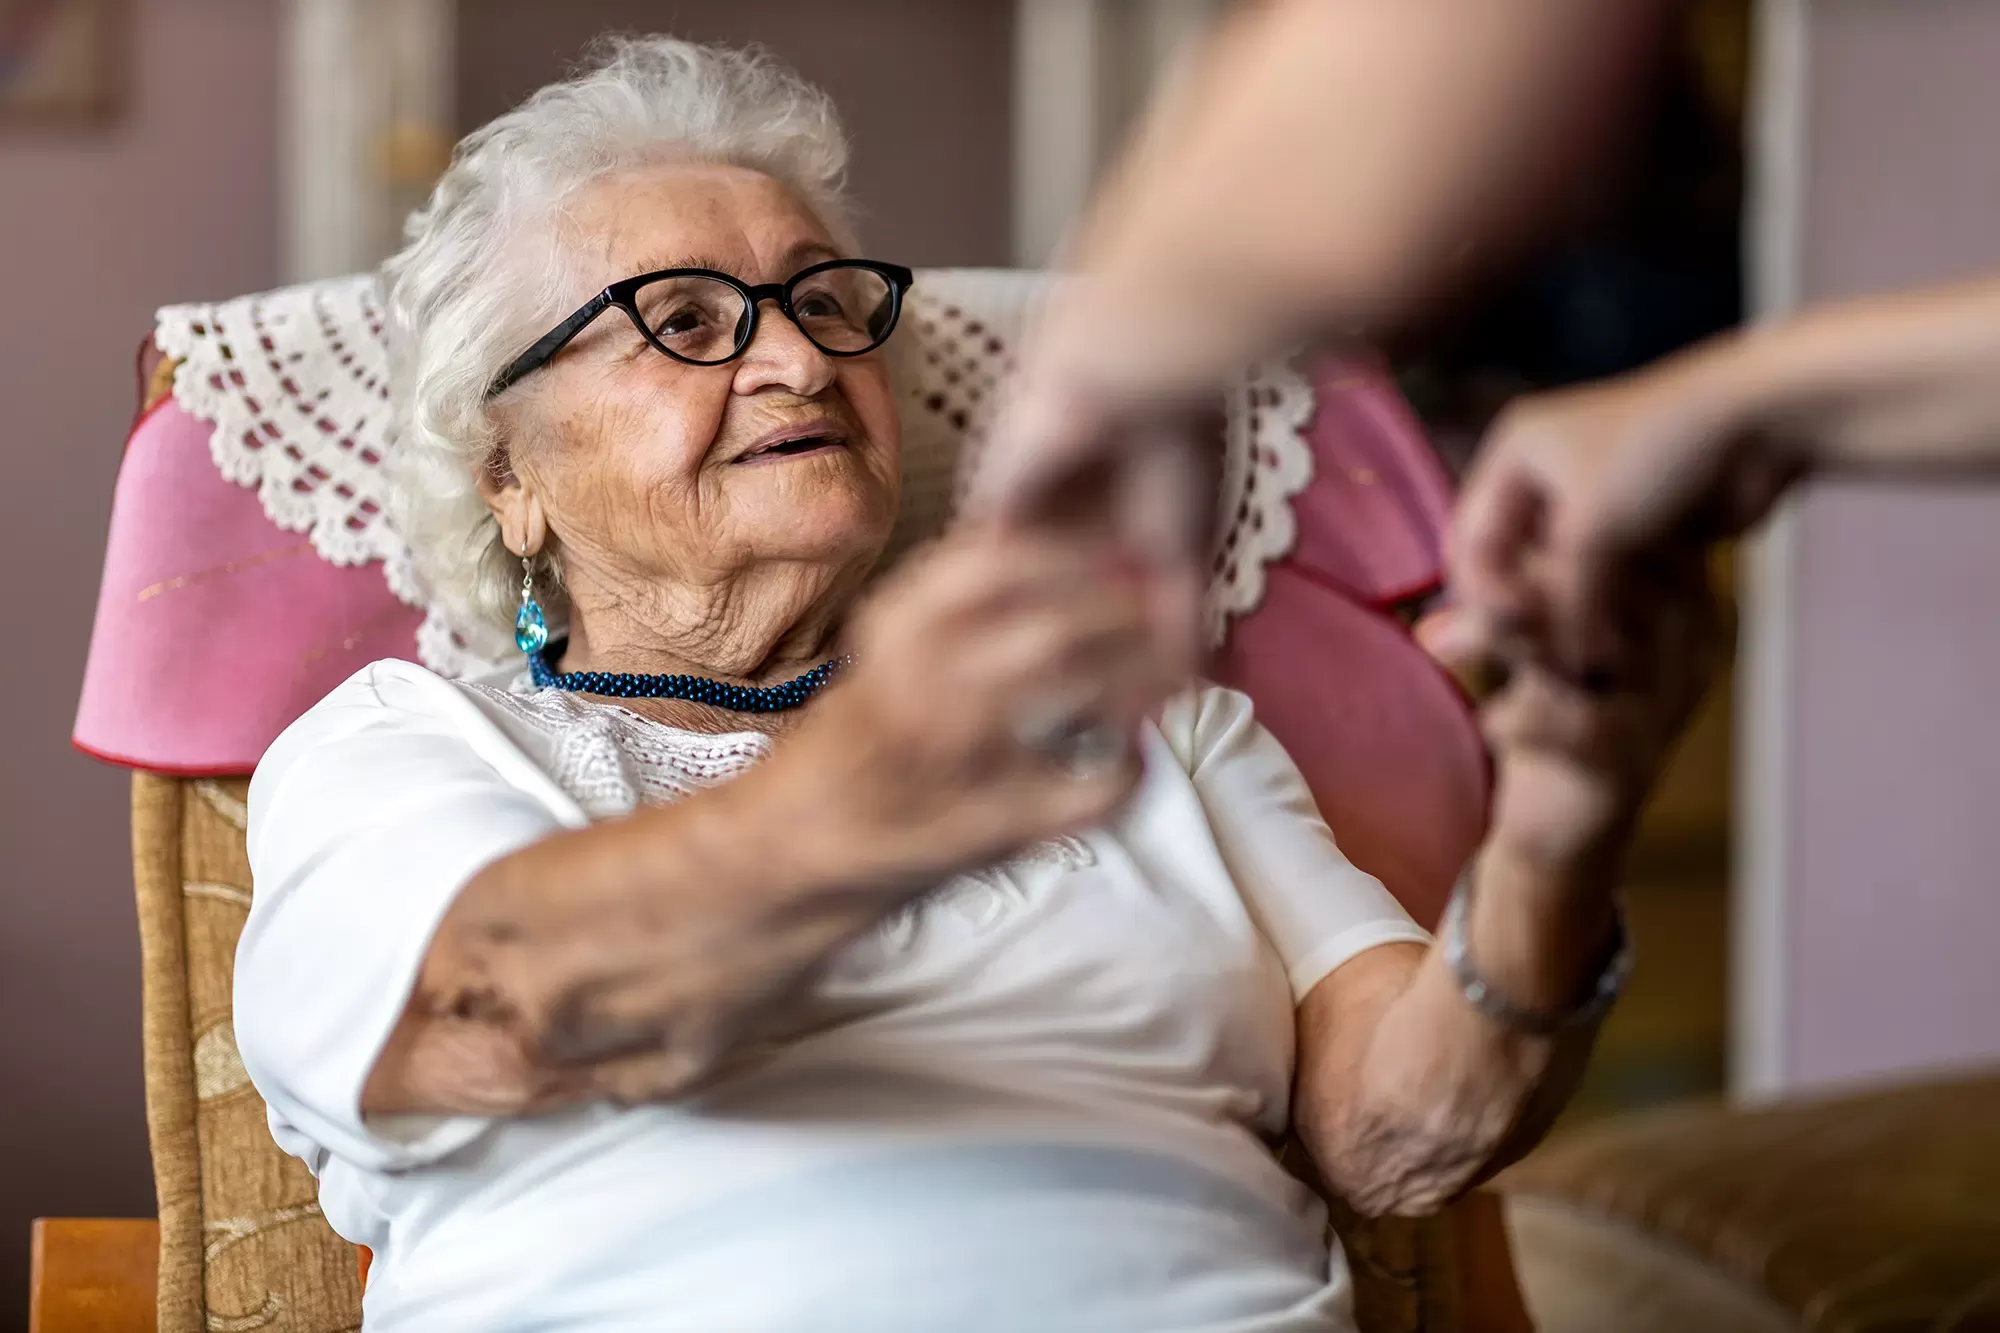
[235,663,569,1175]
[1163,686,1432,1001]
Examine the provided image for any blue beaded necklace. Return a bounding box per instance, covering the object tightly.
[527,642,849,713]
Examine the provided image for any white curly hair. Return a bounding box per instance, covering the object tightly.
[383,35,859,652]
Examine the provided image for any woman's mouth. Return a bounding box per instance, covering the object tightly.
[733,427,850,464]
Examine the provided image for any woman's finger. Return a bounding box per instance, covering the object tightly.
[1481,667,1629,768]
[1026,747,1147,830]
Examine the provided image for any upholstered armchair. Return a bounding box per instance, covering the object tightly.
[44,270,1527,1333]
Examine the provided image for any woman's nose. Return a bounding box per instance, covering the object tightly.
[732,303,837,397]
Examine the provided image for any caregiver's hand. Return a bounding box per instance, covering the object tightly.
[969,0,1656,659]
[1452,274,2000,680]
[1449,351,1797,682]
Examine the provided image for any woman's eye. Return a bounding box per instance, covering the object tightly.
[658,305,706,336]
[795,293,844,318]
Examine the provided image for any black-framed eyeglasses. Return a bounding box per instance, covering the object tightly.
[488,258,915,396]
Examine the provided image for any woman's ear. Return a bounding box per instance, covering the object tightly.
[477,459,549,559]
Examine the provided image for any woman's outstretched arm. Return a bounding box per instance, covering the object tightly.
[1291,560,1721,1214]
[333,534,1177,1115]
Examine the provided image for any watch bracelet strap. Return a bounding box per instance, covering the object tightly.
[1440,870,1631,1035]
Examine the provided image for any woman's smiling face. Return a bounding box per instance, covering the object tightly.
[486,161,903,670]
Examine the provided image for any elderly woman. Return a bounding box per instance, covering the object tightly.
[238,36,1714,1333]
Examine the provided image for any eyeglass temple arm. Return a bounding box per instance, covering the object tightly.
[488,291,616,396]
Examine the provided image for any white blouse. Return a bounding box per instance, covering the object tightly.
[236,659,1429,1333]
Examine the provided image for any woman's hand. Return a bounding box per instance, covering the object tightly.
[369,529,1180,1118]
[1433,548,1725,898]
[1295,558,1722,1217]
[795,528,1183,886]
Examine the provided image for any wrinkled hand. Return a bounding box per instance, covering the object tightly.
[1425,549,1725,887]
[797,528,1184,884]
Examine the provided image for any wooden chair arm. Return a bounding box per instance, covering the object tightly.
[29,1219,158,1333]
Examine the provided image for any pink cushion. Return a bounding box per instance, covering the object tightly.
[1289,356,1454,607]
[72,396,422,774]
[1215,358,1484,925]
[1216,566,1485,927]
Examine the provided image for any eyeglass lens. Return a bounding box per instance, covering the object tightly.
[630,265,896,364]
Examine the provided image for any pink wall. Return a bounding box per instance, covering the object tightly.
[1779,2,2000,1091]
[456,0,1015,268]
[0,0,279,1320]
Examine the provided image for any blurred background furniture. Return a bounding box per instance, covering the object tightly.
[1505,1074,2000,1333]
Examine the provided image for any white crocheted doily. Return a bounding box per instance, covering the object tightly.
[157,269,1312,674]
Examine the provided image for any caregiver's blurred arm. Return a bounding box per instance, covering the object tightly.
[971,0,1667,544]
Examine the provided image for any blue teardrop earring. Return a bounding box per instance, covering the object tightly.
[515,551,549,655]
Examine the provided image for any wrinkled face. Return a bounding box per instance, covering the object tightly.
[488,161,902,640]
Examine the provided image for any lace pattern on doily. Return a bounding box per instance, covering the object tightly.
[878,270,1038,568]
[883,269,1315,646]
[1211,360,1315,644]
[158,269,1315,672]
[156,274,414,596]
[415,606,515,682]
[155,276,536,681]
